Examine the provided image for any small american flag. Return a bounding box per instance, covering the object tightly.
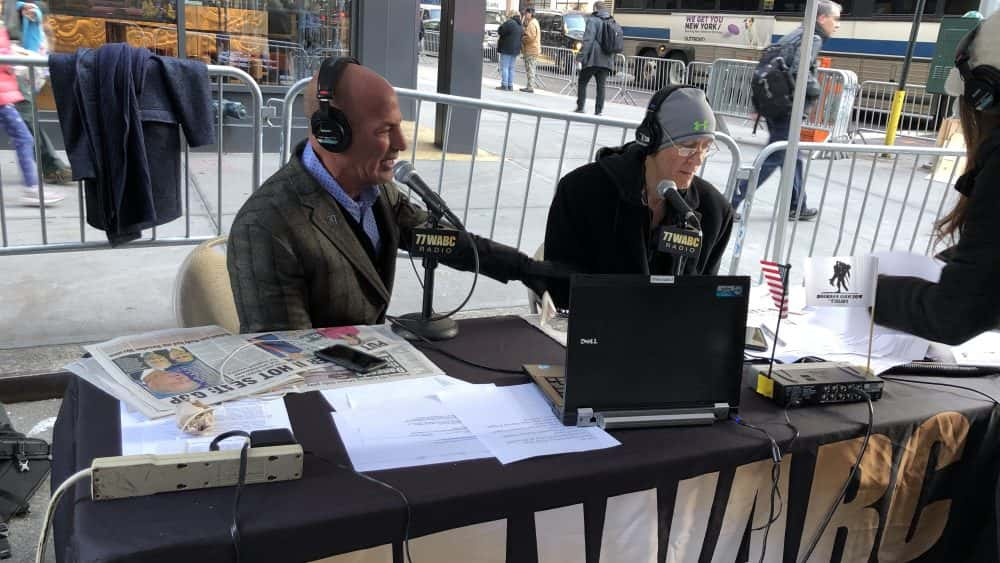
[760,260,791,319]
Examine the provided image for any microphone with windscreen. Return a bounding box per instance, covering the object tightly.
[392,160,465,230]
[654,180,702,275]
[656,180,701,231]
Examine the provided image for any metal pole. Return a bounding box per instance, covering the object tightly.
[771,0,819,263]
[883,0,926,146]
[176,0,186,59]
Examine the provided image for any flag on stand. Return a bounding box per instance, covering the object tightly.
[804,256,878,308]
[760,260,791,319]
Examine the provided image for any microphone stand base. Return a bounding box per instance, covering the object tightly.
[391,313,459,341]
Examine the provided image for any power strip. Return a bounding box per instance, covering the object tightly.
[90,444,303,501]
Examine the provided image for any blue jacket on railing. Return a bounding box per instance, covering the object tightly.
[50,44,216,246]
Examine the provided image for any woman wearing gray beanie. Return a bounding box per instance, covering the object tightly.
[542,86,734,307]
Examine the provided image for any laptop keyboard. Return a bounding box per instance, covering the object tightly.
[545,375,566,398]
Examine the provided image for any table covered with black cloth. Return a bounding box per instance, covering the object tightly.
[52,316,1000,562]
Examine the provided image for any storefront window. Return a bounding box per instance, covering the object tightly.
[46,0,351,86]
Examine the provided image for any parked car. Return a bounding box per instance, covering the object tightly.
[484,9,504,60]
[420,3,441,22]
[423,11,502,62]
[533,10,586,73]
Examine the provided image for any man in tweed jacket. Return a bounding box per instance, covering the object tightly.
[228,62,557,333]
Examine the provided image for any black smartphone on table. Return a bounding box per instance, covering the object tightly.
[315,344,387,373]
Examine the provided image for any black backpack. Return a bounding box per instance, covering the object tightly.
[750,44,794,119]
[599,17,624,55]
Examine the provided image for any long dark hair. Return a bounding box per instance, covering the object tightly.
[935,99,1000,242]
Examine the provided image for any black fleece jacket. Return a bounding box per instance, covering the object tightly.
[875,131,1000,345]
[543,143,734,304]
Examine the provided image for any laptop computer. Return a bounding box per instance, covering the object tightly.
[525,274,750,429]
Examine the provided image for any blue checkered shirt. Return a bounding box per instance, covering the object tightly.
[302,143,381,254]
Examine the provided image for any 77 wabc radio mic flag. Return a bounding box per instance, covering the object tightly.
[804,256,878,308]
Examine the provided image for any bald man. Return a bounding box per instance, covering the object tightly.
[228,59,562,333]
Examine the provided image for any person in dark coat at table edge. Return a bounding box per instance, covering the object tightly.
[544,86,733,307]
[227,59,567,333]
[575,1,614,116]
[496,13,523,91]
[875,14,1000,345]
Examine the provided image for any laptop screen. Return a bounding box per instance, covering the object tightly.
[563,275,750,414]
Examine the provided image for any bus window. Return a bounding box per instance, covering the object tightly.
[682,0,717,9]
[719,0,761,10]
[616,0,679,8]
[763,1,806,11]
[943,0,978,15]
[872,0,937,15]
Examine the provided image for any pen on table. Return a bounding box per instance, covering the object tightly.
[759,324,785,347]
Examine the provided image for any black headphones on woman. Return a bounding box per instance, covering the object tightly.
[634,84,698,154]
[955,23,1000,113]
[311,56,361,152]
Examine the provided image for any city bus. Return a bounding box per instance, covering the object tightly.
[610,0,980,85]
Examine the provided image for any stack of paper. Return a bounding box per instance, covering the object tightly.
[327,379,620,471]
[952,332,1000,366]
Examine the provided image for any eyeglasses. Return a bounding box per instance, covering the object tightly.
[662,128,718,159]
[673,143,718,158]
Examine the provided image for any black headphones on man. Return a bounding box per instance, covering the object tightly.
[634,84,699,154]
[955,23,1000,113]
[311,56,361,153]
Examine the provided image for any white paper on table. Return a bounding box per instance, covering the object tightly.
[119,398,292,456]
[749,286,928,373]
[331,393,492,471]
[320,375,470,412]
[437,384,620,464]
[873,251,943,283]
[952,331,1000,366]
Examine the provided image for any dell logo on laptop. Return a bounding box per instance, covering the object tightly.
[579,338,599,345]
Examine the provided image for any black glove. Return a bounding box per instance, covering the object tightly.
[519,258,575,309]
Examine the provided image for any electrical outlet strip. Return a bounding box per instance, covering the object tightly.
[90,444,303,501]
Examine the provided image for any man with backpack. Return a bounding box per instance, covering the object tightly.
[575,1,622,116]
[731,0,841,222]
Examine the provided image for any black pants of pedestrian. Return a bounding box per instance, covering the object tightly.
[576,67,610,114]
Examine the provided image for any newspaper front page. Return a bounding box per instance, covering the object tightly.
[81,324,446,418]
[261,324,447,394]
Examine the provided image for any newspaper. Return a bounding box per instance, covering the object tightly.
[263,324,447,394]
[78,324,446,419]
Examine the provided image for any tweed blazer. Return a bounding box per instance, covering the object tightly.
[228,142,526,333]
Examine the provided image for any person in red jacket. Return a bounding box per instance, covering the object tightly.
[0,24,61,206]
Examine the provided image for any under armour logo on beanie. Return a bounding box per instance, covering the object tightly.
[654,89,717,152]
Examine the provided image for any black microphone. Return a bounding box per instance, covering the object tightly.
[393,160,465,230]
[656,180,701,230]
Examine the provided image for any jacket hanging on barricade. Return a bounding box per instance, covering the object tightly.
[50,44,216,246]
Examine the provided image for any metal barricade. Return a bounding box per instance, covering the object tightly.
[851,81,951,142]
[0,56,263,256]
[685,61,712,91]
[528,45,578,95]
[706,59,858,141]
[705,59,757,121]
[726,141,965,280]
[805,69,858,142]
[421,31,441,59]
[291,47,352,85]
[616,54,686,97]
[279,78,742,253]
